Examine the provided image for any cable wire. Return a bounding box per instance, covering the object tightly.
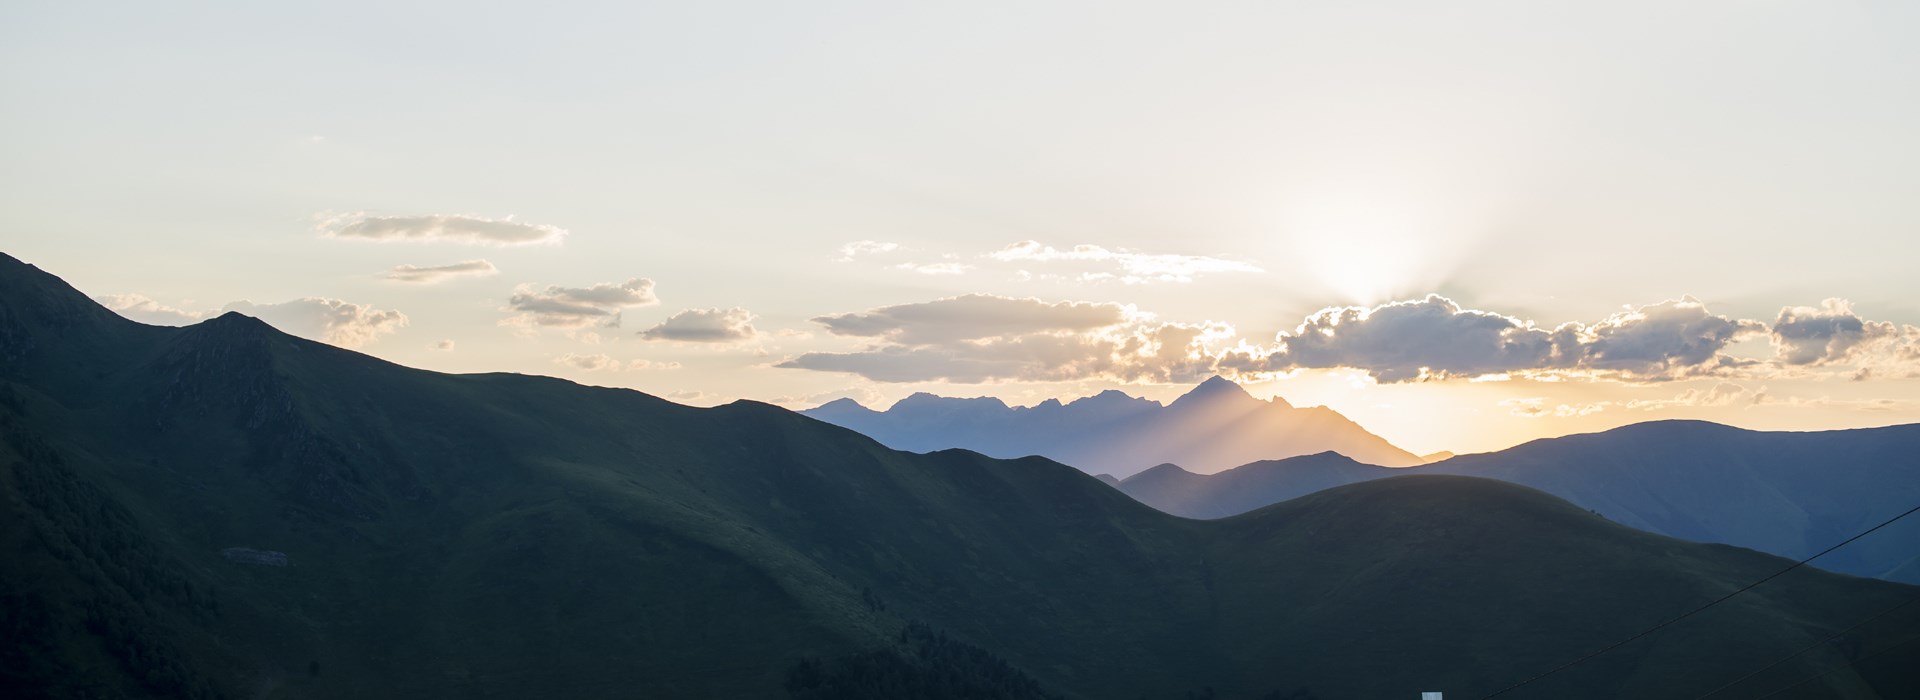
[1477,503,1920,699]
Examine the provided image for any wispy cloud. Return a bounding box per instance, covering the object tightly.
[892,261,973,275]
[320,213,567,246]
[386,259,499,283]
[989,240,1262,283]
[554,353,679,372]
[780,294,1231,383]
[501,278,658,329]
[835,240,899,262]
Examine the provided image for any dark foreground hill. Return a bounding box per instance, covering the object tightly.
[1117,423,1920,584]
[803,376,1424,477]
[4,252,1918,699]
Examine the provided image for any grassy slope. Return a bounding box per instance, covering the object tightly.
[4,252,1918,699]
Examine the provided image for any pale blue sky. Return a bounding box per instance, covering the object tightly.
[5,1,1917,453]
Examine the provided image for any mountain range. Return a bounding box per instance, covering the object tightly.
[1116,422,1920,584]
[5,251,1918,698]
[804,377,1426,477]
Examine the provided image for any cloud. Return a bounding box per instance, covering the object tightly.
[1771,298,1897,365]
[501,278,658,329]
[434,339,456,351]
[811,294,1130,345]
[553,353,679,372]
[221,298,407,348]
[386,259,499,283]
[94,294,210,326]
[1577,297,1768,375]
[1261,295,1765,383]
[637,307,758,343]
[989,240,1262,283]
[1265,295,1572,383]
[782,293,1232,383]
[320,213,566,246]
[782,292,1920,386]
[836,240,899,262]
[779,320,1231,384]
[893,261,973,275]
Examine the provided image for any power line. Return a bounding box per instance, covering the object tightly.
[1477,502,1920,699]
[1692,595,1918,699]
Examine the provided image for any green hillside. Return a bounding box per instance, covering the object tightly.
[3,251,1917,699]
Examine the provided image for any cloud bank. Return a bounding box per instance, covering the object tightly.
[780,292,1920,385]
[1263,295,1765,382]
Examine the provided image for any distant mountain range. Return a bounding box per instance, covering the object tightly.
[1117,421,1920,584]
[5,251,1918,698]
[804,376,1426,476]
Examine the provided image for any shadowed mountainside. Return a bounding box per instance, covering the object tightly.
[4,251,1918,699]
[1117,423,1920,584]
[804,377,1424,477]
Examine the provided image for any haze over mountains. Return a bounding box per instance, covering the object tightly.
[804,376,1425,477]
[6,251,1920,699]
[1117,422,1920,584]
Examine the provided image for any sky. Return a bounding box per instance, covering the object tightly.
[4,0,1918,456]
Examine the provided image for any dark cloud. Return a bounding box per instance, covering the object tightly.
[638,307,757,343]
[1578,297,1767,375]
[322,214,566,246]
[502,278,657,328]
[1771,298,1893,365]
[812,294,1129,345]
[386,259,498,283]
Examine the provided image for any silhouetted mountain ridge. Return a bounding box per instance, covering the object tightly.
[803,376,1422,476]
[4,252,1917,699]
[1117,419,1920,583]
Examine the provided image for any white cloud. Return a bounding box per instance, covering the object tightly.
[892,261,974,275]
[989,240,1262,283]
[94,294,210,326]
[638,307,758,343]
[386,259,499,283]
[835,240,899,262]
[434,339,456,351]
[319,213,567,246]
[221,298,408,348]
[502,278,658,329]
[554,353,679,371]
